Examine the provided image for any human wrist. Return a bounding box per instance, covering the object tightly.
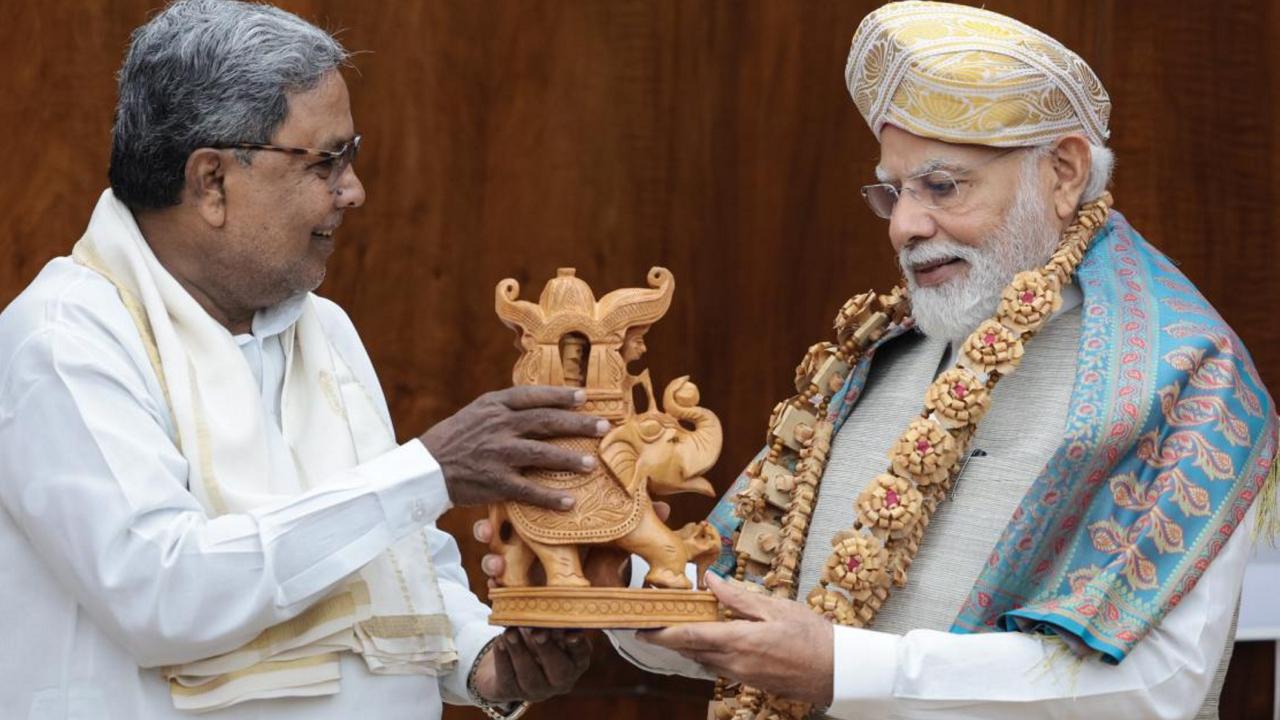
[467,637,531,719]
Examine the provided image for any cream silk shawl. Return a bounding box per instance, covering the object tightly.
[72,190,456,711]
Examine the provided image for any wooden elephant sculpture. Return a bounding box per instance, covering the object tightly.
[488,377,722,589]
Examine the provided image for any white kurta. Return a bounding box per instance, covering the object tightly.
[610,296,1253,720]
[0,257,500,719]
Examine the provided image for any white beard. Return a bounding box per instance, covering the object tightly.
[900,163,1061,340]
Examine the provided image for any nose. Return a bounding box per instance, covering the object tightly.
[333,165,366,209]
[887,190,936,253]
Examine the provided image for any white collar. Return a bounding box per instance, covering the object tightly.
[238,292,309,341]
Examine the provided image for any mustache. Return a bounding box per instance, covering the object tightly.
[898,239,985,276]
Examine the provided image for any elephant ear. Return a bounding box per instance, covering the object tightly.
[599,425,644,495]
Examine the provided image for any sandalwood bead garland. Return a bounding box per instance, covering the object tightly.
[962,319,1025,375]
[823,534,891,597]
[999,270,1063,334]
[925,368,992,429]
[890,420,959,486]
[856,473,924,538]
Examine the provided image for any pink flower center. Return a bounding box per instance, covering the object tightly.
[846,555,862,572]
[1020,290,1036,304]
[916,438,931,454]
[983,332,997,346]
[952,382,968,398]
[885,489,901,508]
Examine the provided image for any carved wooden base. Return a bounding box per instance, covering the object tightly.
[488,587,720,628]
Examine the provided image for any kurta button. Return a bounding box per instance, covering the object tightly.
[411,500,426,521]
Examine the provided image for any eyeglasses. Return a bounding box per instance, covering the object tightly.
[215,134,362,188]
[860,147,1023,219]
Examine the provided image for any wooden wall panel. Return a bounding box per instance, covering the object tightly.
[2,2,1276,719]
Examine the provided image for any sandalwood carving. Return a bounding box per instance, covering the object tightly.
[487,268,723,627]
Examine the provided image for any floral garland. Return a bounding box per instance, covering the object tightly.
[710,192,1114,720]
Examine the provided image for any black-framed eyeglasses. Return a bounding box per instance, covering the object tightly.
[215,134,362,187]
[860,147,1024,220]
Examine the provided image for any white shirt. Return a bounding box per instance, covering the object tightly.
[0,257,500,720]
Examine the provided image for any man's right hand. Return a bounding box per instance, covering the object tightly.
[419,386,607,510]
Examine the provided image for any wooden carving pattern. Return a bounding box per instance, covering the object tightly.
[488,268,725,622]
[509,440,645,545]
[487,587,720,629]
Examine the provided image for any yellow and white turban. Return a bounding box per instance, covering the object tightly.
[846,1,1110,148]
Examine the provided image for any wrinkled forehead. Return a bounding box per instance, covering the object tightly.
[874,125,1008,182]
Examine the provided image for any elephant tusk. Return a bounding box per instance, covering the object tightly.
[663,476,715,498]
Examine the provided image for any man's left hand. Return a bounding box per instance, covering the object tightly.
[639,573,834,706]
[473,628,592,703]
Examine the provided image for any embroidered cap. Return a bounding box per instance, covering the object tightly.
[846,1,1110,147]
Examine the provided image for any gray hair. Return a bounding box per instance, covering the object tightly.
[108,0,349,210]
[1027,140,1115,205]
[1081,143,1114,203]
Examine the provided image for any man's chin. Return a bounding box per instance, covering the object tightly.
[306,268,327,293]
[908,287,997,339]
[282,266,327,300]
[301,254,329,290]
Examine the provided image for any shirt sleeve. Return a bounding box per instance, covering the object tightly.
[827,508,1254,720]
[0,324,450,668]
[605,557,717,680]
[429,522,504,705]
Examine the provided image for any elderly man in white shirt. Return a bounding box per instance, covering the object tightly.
[0,1,595,718]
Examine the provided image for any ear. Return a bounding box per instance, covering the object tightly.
[1048,134,1091,221]
[599,424,643,494]
[183,148,230,229]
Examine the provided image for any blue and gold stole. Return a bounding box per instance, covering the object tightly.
[706,211,1277,663]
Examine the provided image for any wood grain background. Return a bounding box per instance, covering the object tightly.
[2,2,1276,718]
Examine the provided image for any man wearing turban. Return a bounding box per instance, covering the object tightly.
[481,3,1278,718]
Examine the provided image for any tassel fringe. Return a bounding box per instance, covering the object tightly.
[1254,434,1279,546]
[1030,636,1085,696]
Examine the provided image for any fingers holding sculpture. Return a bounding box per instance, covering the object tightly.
[419,386,606,509]
[475,628,592,703]
[522,628,591,692]
[512,408,610,439]
[639,574,835,706]
[497,385,587,411]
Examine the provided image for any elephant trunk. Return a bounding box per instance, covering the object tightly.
[656,377,723,496]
